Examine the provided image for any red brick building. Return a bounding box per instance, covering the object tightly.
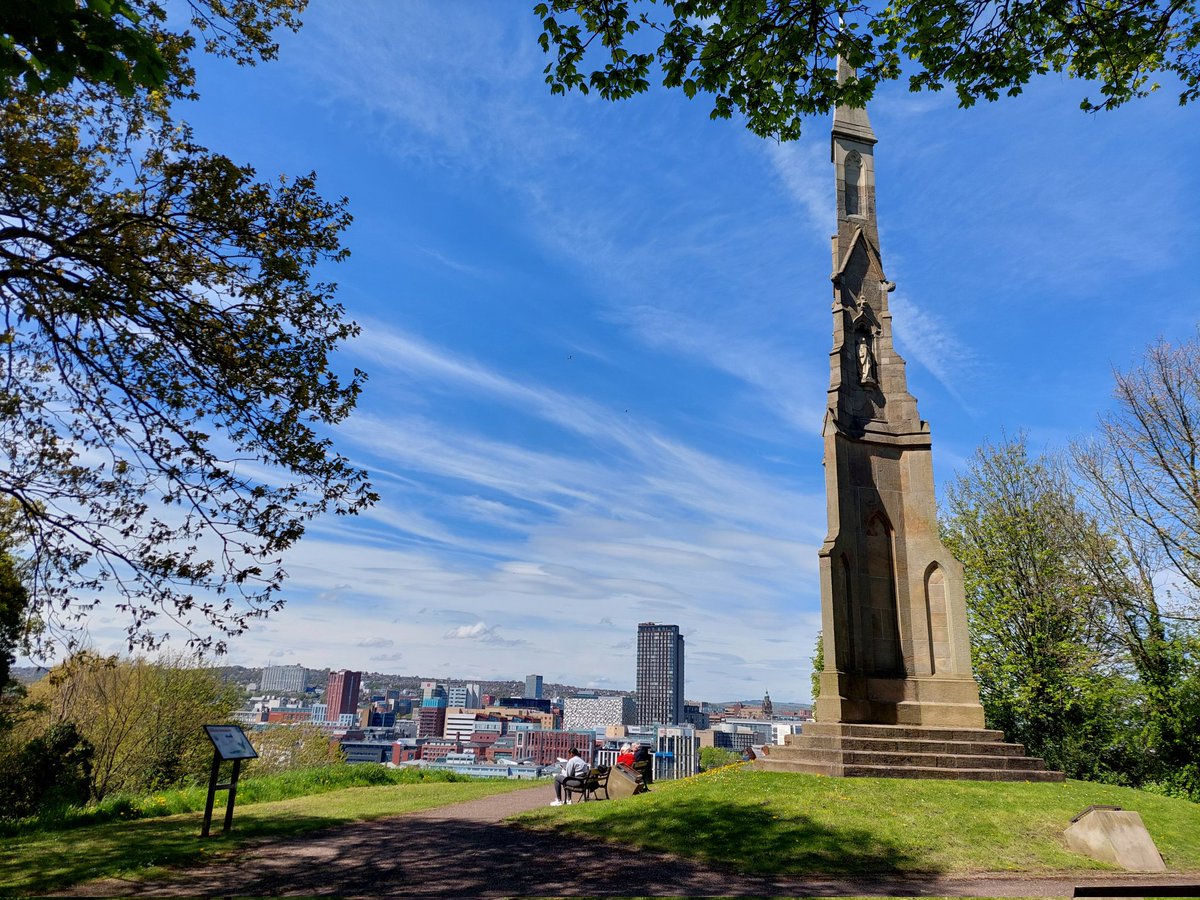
[514,730,596,765]
[325,669,362,722]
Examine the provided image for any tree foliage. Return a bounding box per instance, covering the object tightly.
[941,436,1140,778]
[699,744,742,770]
[534,1,1200,140]
[0,721,93,820]
[1072,332,1200,797]
[0,547,28,692]
[0,1,306,100]
[25,652,241,799]
[247,721,344,776]
[0,1,374,654]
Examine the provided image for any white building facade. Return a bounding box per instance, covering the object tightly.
[563,695,637,731]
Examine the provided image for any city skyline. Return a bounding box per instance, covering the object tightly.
[27,3,1200,703]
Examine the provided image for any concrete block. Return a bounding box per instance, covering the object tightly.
[1064,808,1166,872]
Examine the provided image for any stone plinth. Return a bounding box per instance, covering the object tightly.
[1065,808,1166,872]
[755,722,1063,783]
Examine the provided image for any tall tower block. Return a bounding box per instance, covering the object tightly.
[817,61,984,727]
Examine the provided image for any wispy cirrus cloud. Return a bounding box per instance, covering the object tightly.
[889,292,979,411]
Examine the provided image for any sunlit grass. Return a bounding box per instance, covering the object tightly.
[513,766,1200,876]
[1,779,538,894]
[1,763,471,834]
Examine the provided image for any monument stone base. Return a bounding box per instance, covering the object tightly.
[814,671,987,728]
[755,722,1064,782]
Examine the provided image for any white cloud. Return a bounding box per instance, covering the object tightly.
[889,291,978,411]
[763,138,832,239]
[358,637,394,649]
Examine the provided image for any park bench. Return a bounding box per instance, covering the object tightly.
[562,765,610,802]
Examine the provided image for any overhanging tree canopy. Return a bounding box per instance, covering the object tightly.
[0,1,375,656]
[534,1,1200,139]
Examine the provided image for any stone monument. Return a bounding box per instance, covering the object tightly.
[757,63,1061,781]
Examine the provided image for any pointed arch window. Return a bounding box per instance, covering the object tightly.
[864,510,903,675]
[844,150,863,217]
[924,563,950,675]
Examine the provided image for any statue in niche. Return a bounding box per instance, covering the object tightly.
[857,334,878,387]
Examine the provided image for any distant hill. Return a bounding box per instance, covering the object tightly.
[16,663,808,705]
[10,665,51,685]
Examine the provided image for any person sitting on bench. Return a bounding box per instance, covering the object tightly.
[551,746,589,806]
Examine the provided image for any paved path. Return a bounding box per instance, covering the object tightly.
[70,785,1200,897]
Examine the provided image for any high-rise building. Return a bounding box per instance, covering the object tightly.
[636,622,684,725]
[260,664,308,693]
[417,703,447,738]
[324,669,361,722]
[421,680,447,702]
[524,674,543,700]
[447,683,480,708]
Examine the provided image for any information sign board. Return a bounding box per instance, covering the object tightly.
[203,725,258,761]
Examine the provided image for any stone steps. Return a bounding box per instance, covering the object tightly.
[842,764,1065,782]
[799,723,1008,743]
[785,747,1051,771]
[755,722,1065,783]
[796,735,1027,756]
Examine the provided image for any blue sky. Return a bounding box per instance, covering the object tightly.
[72,3,1200,701]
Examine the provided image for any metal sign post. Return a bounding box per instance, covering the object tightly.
[201,724,258,837]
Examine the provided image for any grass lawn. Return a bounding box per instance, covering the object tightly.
[512,765,1200,876]
[2,779,538,895]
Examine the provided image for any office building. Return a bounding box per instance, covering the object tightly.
[421,680,447,700]
[324,670,361,722]
[524,674,543,700]
[655,725,699,780]
[447,683,480,708]
[514,730,596,766]
[636,622,685,725]
[260,664,308,693]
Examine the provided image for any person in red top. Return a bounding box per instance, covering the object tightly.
[616,742,634,767]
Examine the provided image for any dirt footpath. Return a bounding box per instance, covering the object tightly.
[66,784,1200,898]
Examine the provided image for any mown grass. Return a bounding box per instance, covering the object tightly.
[1,776,539,895]
[0,763,466,835]
[513,765,1200,876]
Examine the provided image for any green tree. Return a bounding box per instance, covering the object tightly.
[0,0,165,99]
[699,744,741,770]
[247,721,344,775]
[0,549,27,695]
[0,1,306,99]
[534,1,1200,140]
[941,435,1137,778]
[27,652,241,798]
[1072,333,1200,797]
[1,1,374,654]
[810,630,823,707]
[0,721,93,820]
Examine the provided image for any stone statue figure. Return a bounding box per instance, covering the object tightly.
[856,334,877,386]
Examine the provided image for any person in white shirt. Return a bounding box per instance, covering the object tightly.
[550,746,590,806]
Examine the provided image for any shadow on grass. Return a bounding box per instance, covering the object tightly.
[12,803,935,897]
[517,794,930,876]
[2,809,343,895]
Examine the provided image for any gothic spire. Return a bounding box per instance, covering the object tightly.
[831,57,876,155]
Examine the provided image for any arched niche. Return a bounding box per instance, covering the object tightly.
[864,511,902,675]
[834,552,858,671]
[844,150,863,217]
[924,562,951,675]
